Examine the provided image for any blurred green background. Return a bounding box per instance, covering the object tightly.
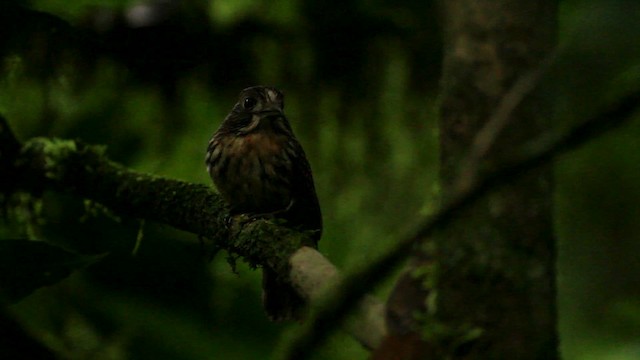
[0,0,639,359]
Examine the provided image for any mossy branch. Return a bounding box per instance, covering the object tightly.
[16,137,231,247]
[0,115,387,350]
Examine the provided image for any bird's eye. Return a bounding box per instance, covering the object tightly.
[243,96,257,110]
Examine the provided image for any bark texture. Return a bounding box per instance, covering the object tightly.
[378,1,558,359]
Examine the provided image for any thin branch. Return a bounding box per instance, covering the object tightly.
[283,52,558,358]
[281,90,640,360]
[454,52,557,194]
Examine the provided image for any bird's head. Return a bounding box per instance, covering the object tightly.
[222,86,291,135]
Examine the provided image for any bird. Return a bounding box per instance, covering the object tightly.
[206,86,322,321]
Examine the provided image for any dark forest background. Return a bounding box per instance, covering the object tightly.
[1,0,639,359]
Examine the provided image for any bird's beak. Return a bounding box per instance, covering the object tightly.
[259,105,283,114]
[258,107,284,120]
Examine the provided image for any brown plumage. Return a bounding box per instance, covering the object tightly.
[206,86,322,320]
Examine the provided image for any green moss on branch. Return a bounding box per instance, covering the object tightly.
[4,133,310,278]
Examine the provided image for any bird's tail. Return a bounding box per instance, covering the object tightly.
[262,267,305,321]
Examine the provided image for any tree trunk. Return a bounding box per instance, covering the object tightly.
[375,1,558,359]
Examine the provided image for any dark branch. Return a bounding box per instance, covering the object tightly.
[282,90,640,359]
[455,52,557,194]
[0,114,22,193]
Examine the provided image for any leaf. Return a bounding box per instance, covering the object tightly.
[0,240,106,304]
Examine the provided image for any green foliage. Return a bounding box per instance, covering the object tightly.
[3,192,44,240]
[1,0,639,359]
[22,137,79,180]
